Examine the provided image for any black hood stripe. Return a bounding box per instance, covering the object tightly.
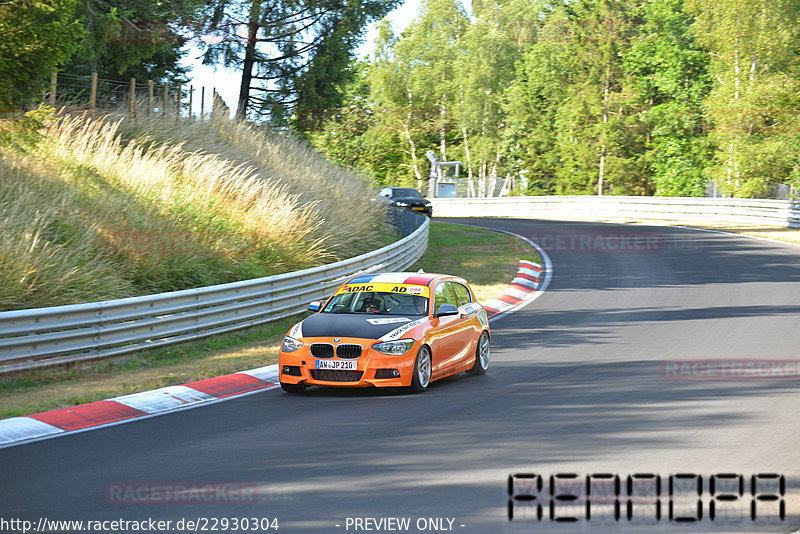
[300,313,424,340]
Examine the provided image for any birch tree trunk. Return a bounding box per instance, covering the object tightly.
[462,127,475,197]
[598,67,610,196]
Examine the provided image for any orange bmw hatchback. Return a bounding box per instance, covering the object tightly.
[279,272,490,393]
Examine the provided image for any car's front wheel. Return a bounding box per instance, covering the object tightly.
[409,345,432,393]
[466,331,490,376]
[280,382,307,394]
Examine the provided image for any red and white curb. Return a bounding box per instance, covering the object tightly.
[483,260,541,319]
[0,365,280,449]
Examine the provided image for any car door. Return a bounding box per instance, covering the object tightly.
[450,281,482,365]
[428,281,472,375]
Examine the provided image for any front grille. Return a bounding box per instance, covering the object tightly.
[336,344,362,359]
[310,370,364,382]
[310,343,334,358]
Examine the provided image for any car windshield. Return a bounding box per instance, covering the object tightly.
[322,291,428,316]
[392,188,423,199]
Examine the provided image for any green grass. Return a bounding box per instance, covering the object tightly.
[412,221,540,303]
[0,222,538,419]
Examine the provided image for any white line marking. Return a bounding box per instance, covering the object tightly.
[510,277,539,289]
[0,383,281,450]
[112,386,218,414]
[503,287,534,300]
[0,417,64,444]
[239,364,280,383]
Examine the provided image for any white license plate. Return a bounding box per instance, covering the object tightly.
[315,360,358,370]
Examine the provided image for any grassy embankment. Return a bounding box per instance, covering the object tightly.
[0,219,539,419]
[0,107,387,414]
[0,108,391,311]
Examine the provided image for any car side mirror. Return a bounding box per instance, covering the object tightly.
[308,300,321,312]
[435,304,459,317]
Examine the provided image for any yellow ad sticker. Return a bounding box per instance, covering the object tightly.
[335,283,430,298]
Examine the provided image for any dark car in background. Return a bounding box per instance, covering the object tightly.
[377,187,433,218]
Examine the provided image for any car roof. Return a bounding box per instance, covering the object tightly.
[343,272,463,287]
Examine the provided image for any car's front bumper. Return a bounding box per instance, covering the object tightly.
[279,337,422,388]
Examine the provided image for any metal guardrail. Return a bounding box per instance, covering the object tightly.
[0,211,429,375]
[430,196,800,228]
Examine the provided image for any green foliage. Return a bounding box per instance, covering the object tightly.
[0,0,84,110]
[198,0,399,123]
[306,0,800,198]
[62,0,204,83]
[688,0,800,197]
[624,0,712,196]
[0,107,56,149]
[294,1,402,130]
[307,61,416,186]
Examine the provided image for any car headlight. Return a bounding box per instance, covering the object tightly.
[281,336,303,352]
[372,339,415,355]
[395,201,408,207]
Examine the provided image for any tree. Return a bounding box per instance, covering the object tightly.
[367,0,470,193]
[0,0,83,110]
[508,1,647,196]
[556,0,647,195]
[62,0,203,84]
[455,0,535,196]
[366,20,435,187]
[688,0,800,197]
[201,0,399,123]
[307,60,408,186]
[624,0,712,196]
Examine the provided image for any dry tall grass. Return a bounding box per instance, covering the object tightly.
[0,109,389,311]
[115,110,385,257]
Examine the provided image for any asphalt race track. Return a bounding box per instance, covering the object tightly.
[2,217,800,534]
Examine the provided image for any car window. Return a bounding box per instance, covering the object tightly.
[433,282,458,312]
[392,188,422,199]
[322,290,428,316]
[451,283,472,307]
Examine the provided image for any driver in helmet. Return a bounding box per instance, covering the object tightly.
[364,294,384,313]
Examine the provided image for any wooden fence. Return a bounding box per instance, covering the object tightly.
[44,71,228,119]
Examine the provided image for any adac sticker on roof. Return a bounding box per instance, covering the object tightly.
[335,283,430,297]
[347,273,438,285]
